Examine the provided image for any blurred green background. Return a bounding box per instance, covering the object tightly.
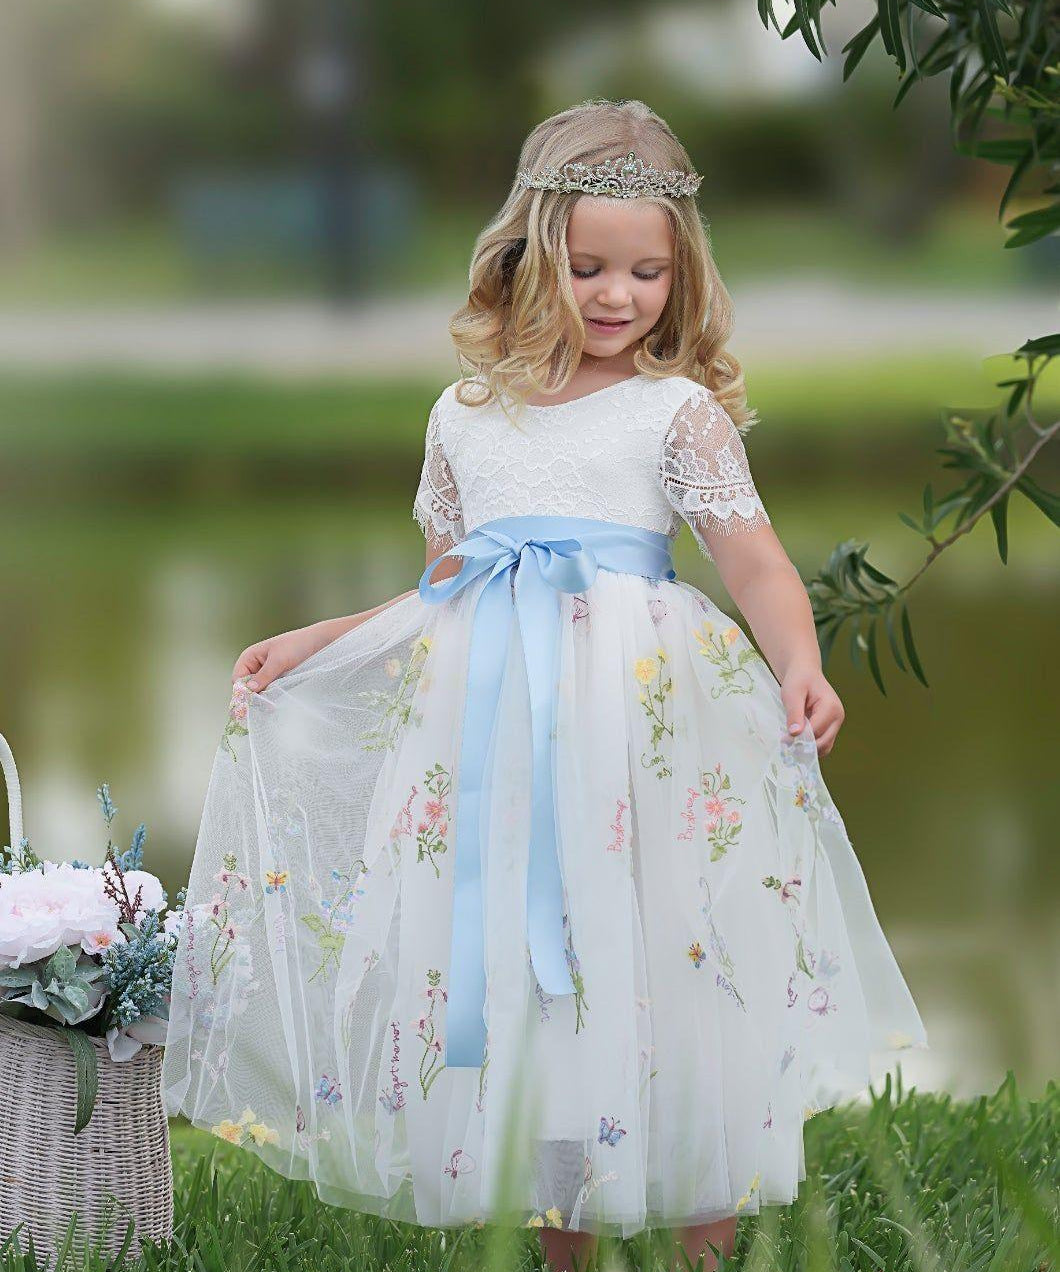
[0,0,1057,1109]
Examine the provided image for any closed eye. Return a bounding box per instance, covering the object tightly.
[572,268,664,281]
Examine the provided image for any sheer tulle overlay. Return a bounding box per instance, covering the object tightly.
[162,373,928,1237]
[161,572,927,1236]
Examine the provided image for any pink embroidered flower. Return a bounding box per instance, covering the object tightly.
[423,798,446,824]
[781,876,801,903]
[726,809,742,825]
[704,796,726,818]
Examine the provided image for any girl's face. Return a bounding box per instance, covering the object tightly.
[566,195,675,361]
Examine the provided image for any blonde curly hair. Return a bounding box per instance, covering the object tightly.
[447,97,758,433]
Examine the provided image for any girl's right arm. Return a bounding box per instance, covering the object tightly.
[233,543,463,693]
[238,387,465,694]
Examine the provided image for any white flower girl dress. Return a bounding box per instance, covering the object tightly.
[161,372,928,1238]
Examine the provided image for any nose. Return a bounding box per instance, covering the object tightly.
[596,277,632,307]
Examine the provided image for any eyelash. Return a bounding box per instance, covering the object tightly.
[572,268,664,281]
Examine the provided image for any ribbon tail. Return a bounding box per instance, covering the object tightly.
[444,571,512,1068]
[515,556,577,999]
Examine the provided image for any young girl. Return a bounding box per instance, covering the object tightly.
[161,99,928,1272]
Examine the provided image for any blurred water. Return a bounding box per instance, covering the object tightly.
[1,487,1057,1102]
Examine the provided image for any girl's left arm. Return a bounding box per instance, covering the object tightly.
[710,524,845,756]
[661,388,844,756]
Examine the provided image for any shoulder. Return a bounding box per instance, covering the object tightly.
[643,373,718,413]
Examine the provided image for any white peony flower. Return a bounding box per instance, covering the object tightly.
[0,864,123,968]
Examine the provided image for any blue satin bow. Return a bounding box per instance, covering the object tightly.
[417,515,676,1067]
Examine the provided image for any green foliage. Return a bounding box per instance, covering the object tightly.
[806,337,1058,691]
[1,1068,1055,1269]
[767,0,1059,690]
[0,945,106,1026]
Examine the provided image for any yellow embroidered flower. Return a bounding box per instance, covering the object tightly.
[723,626,739,646]
[211,1119,243,1143]
[248,1121,280,1146]
[735,1170,761,1212]
[803,1104,820,1121]
[544,1207,564,1228]
[655,647,667,662]
[411,635,432,654]
[237,1107,258,1126]
[526,1214,544,1227]
[634,657,659,685]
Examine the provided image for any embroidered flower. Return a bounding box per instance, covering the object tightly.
[735,1170,761,1212]
[221,677,252,761]
[634,656,659,685]
[637,649,673,779]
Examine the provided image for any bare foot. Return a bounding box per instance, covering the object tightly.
[538,1226,599,1271]
[670,1216,738,1270]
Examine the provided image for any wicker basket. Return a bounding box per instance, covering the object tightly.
[0,732,174,1262]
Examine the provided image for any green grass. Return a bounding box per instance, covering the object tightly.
[1,354,1054,475]
[1,1070,1056,1270]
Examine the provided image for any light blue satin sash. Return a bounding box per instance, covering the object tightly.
[417,514,676,1068]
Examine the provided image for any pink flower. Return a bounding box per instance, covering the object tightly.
[705,817,720,833]
[417,821,429,835]
[705,796,725,818]
[424,798,445,824]
[726,810,742,825]
[436,820,448,838]
[429,1038,443,1053]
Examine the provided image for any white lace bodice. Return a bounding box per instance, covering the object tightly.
[413,373,770,563]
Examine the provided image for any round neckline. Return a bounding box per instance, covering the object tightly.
[516,372,646,411]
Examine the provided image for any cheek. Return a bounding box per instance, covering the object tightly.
[638,279,672,322]
[569,278,593,310]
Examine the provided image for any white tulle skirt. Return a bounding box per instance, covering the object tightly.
[161,570,928,1238]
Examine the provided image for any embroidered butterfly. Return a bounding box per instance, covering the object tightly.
[315,1073,342,1105]
[688,940,706,968]
[598,1116,626,1147]
[265,868,289,894]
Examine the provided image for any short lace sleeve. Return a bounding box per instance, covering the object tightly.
[660,387,770,561]
[413,398,465,554]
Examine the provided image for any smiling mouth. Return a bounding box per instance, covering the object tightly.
[586,317,632,329]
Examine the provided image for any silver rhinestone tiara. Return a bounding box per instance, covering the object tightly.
[517,149,702,200]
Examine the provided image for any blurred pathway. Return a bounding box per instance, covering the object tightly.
[0,278,1053,375]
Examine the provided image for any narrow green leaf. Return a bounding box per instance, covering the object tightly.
[866,619,887,695]
[1015,474,1060,528]
[842,14,880,79]
[900,604,929,687]
[60,1027,99,1134]
[878,0,906,71]
[884,603,908,672]
[976,0,1010,76]
[989,492,1010,563]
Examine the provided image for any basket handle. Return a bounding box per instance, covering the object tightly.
[0,731,24,853]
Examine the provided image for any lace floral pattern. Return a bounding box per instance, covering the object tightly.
[413,401,465,554]
[659,388,770,561]
[411,375,769,565]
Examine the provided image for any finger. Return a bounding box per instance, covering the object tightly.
[251,653,288,692]
[780,682,808,735]
[815,722,841,755]
[805,702,835,737]
[232,647,266,680]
